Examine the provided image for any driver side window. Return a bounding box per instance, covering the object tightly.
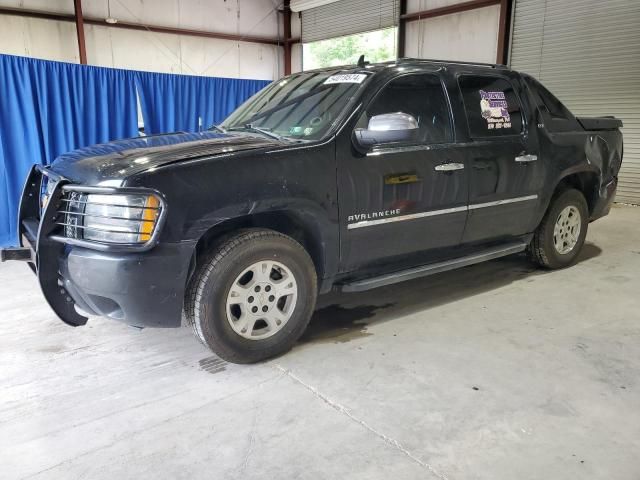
[358,73,452,145]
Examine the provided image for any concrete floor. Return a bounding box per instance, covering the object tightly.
[1,205,639,480]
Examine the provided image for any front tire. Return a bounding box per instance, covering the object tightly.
[528,188,589,269]
[185,229,317,364]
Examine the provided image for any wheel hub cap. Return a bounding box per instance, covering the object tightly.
[225,260,298,340]
[553,205,581,255]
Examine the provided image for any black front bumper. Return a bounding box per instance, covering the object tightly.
[59,242,195,327]
[2,165,196,328]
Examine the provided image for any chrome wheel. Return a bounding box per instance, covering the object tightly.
[553,205,581,254]
[225,260,298,340]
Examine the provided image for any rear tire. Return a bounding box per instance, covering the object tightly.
[184,229,317,364]
[528,188,588,269]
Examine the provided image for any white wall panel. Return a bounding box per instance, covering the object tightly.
[291,43,303,73]
[291,9,302,37]
[0,0,283,80]
[84,24,281,79]
[0,15,79,63]
[404,4,500,63]
[0,0,72,14]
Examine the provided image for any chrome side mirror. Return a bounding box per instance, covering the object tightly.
[354,112,419,149]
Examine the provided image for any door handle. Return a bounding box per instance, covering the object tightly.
[385,173,420,185]
[515,154,538,163]
[434,162,465,172]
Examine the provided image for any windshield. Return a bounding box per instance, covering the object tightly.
[220,71,370,141]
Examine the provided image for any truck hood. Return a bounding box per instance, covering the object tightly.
[49,131,283,185]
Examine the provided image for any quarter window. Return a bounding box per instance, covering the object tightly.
[458,75,523,138]
[358,74,452,145]
[526,76,572,120]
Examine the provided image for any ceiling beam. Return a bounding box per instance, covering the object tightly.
[0,6,291,46]
[400,0,500,23]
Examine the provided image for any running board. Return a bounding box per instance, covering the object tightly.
[341,241,529,293]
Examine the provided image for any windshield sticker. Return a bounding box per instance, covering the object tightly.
[324,74,367,85]
[479,90,512,129]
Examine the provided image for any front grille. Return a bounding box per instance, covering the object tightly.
[60,191,87,239]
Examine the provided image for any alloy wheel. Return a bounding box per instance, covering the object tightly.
[225,260,298,340]
[553,205,581,254]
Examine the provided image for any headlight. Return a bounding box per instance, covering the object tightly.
[73,193,161,244]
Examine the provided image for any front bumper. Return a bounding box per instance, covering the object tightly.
[2,165,195,328]
[60,242,195,327]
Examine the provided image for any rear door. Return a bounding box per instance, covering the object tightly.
[337,71,468,272]
[456,73,545,244]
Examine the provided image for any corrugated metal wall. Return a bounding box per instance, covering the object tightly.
[301,0,399,43]
[510,0,640,204]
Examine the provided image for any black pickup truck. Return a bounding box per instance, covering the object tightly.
[1,58,622,363]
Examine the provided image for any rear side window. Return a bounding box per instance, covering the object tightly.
[359,73,452,144]
[526,76,573,120]
[458,75,523,138]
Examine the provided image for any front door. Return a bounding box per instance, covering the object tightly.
[337,72,468,272]
[455,74,545,244]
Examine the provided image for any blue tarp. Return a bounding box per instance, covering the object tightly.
[0,54,270,246]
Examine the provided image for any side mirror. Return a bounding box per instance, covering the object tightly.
[354,112,419,149]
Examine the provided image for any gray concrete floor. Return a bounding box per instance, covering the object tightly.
[1,205,639,480]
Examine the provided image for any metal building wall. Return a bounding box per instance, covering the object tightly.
[510,0,640,204]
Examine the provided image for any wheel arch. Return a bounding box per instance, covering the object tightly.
[187,209,334,290]
[533,167,601,230]
[553,168,601,215]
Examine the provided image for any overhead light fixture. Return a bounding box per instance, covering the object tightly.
[105,0,117,24]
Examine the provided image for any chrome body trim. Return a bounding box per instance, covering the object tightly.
[467,194,538,210]
[366,144,435,156]
[348,205,467,230]
[347,194,538,230]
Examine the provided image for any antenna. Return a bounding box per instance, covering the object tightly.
[357,55,368,68]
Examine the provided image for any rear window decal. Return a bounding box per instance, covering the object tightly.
[479,90,512,129]
[323,74,367,85]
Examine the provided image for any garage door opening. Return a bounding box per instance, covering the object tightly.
[302,27,397,70]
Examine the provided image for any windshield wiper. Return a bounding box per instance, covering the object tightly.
[209,124,227,133]
[227,124,287,141]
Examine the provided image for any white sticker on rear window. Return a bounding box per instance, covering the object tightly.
[323,74,367,85]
